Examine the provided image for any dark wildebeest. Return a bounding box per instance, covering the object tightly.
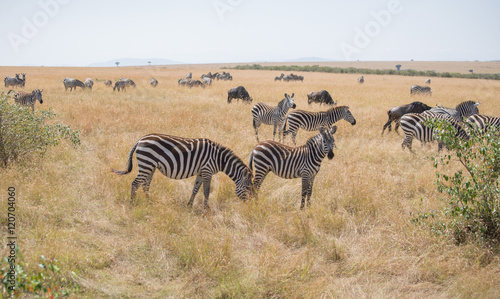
[104,80,112,87]
[150,78,158,87]
[410,85,432,95]
[4,73,25,88]
[307,90,336,106]
[84,78,94,90]
[227,86,252,104]
[382,101,432,134]
[63,78,86,91]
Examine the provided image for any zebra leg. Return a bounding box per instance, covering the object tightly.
[292,131,298,146]
[306,176,316,207]
[142,168,156,201]
[253,119,261,142]
[273,123,278,141]
[253,169,270,193]
[300,176,311,209]
[202,174,213,210]
[187,175,203,207]
[402,135,414,152]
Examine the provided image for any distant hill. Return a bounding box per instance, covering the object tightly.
[88,58,183,67]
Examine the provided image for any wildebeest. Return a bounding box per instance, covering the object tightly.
[382,101,432,134]
[4,73,25,88]
[8,89,43,111]
[84,78,94,90]
[227,86,252,104]
[358,76,364,84]
[104,80,112,87]
[63,78,86,91]
[410,85,432,95]
[150,78,158,87]
[307,90,336,106]
[202,77,212,86]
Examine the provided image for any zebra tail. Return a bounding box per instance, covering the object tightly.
[282,116,289,136]
[111,141,139,175]
[248,151,254,172]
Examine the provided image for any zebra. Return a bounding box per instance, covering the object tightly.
[424,100,480,122]
[63,78,85,91]
[8,89,43,111]
[466,114,500,133]
[84,78,94,90]
[202,76,212,86]
[274,74,284,81]
[425,78,431,84]
[283,106,356,145]
[410,85,432,95]
[186,72,192,79]
[4,73,25,88]
[249,126,337,209]
[113,80,127,91]
[119,78,136,88]
[358,76,364,84]
[400,112,469,152]
[111,134,254,209]
[150,78,158,87]
[251,93,297,142]
[104,80,113,87]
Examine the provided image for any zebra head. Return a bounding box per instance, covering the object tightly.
[343,107,357,125]
[33,89,43,104]
[319,126,337,160]
[284,93,297,109]
[235,167,254,201]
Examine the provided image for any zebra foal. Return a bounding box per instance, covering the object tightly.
[249,126,337,209]
[111,134,254,209]
[251,93,296,142]
[8,89,43,111]
[283,106,356,145]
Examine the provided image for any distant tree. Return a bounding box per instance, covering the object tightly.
[469,69,474,73]
[396,64,402,71]
[115,62,120,67]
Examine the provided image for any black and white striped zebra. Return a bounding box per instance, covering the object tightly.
[84,78,93,90]
[111,134,254,208]
[466,114,500,133]
[4,73,25,88]
[251,93,297,142]
[150,78,158,87]
[63,78,85,91]
[8,89,43,111]
[400,112,469,152]
[424,100,480,122]
[283,106,356,145]
[358,76,364,84]
[249,126,337,209]
[410,85,432,96]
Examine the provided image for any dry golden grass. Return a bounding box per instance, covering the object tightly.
[1,64,500,298]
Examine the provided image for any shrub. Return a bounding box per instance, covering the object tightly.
[0,92,80,167]
[414,119,500,245]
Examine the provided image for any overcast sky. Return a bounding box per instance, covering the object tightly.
[0,0,499,66]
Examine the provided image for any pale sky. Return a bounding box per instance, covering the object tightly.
[1,0,499,66]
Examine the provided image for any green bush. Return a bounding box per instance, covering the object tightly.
[414,119,500,245]
[0,92,80,167]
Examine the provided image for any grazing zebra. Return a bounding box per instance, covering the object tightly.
[8,89,43,111]
[202,76,212,86]
[283,106,356,145]
[186,72,192,79]
[119,78,136,88]
[410,85,432,95]
[63,78,85,91]
[251,93,297,142]
[113,80,127,91]
[400,112,469,152]
[425,78,431,84]
[111,134,254,208]
[150,78,158,87]
[274,74,284,81]
[249,126,337,209]
[104,80,112,87]
[84,78,94,90]
[4,73,25,88]
[424,100,480,122]
[358,76,364,84]
[466,114,500,133]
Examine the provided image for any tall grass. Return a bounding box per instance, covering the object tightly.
[1,66,500,297]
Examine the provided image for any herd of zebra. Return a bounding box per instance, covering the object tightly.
[274,73,304,82]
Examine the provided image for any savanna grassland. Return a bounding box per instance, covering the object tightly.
[1,64,500,298]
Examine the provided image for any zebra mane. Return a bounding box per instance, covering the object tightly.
[215,142,250,170]
[327,105,349,112]
[304,133,323,148]
[277,97,287,109]
[456,100,477,110]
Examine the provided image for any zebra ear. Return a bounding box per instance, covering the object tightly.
[291,93,294,98]
[475,102,480,106]
[330,125,338,135]
[319,127,327,135]
[40,89,43,93]
[284,93,288,98]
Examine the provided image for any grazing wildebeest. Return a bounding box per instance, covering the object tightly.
[202,77,212,86]
[382,101,432,135]
[307,90,336,106]
[186,72,192,79]
[4,73,25,88]
[227,86,252,104]
[63,78,86,91]
[150,78,158,87]
[8,89,43,111]
[358,76,364,84]
[425,78,431,84]
[104,80,112,87]
[410,85,432,95]
[84,78,94,90]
